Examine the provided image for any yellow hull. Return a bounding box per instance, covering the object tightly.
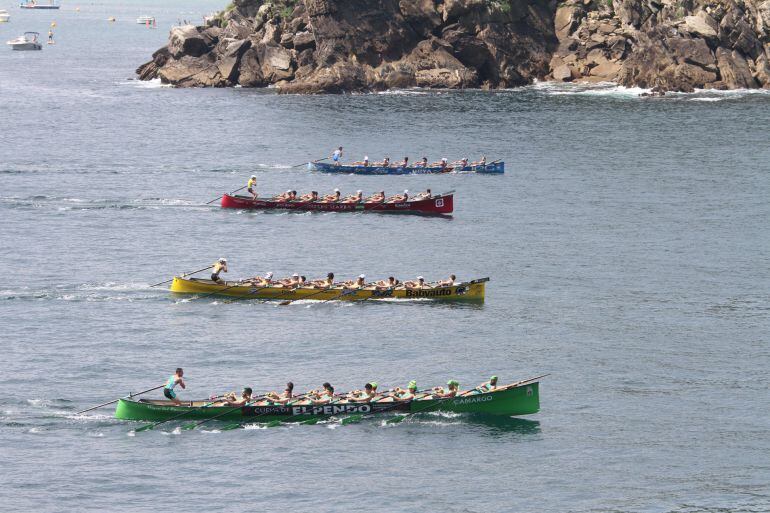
[169,277,486,302]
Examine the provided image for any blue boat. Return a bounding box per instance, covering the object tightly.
[308,161,504,175]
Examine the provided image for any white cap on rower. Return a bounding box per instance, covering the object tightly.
[357,190,362,193]
[251,175,257,179]
[286,189,291,193]
[364,155,369,160]
[417,276,424,280]
[265,272,273,279]
[219,258,227,263]
[334,188,340,192]
[358,274,365,279]
[441,157,447,162]
[292,273,299,277]
[404,189,408,194]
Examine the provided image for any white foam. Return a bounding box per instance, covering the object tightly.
[119,78,172,89]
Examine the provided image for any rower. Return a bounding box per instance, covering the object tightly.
[376,276,398,290]
[386,190,408,203]
[437,274,457,286]
[365,191,385,203]
[344,274,366,289]
[477,375,498,392]
[211,258,227,283]
[322,189,341,202]
[224,387,252,406]
[400,157,409,168]
[247,175,258,199]
[288,190,297,201]
[353,156,370,167]
[309,382,335,404]
[472,156,487,167]
[348,383,376,402]
[311,272,334,288]
[381,157,391,168]
[393,381,418,401]
[460,157,469,168]
[404,276,429,289]
[419,157,428,168]
[342,190,363,203]
[432,380,460,398]
[332,146,343,166]
[247,271,273,286]
[163,368,186,405]
[266,382,294,404]
[276,190,292,201]
[298,191,314,201]
[439,157,449,170]
[413,189,432,200]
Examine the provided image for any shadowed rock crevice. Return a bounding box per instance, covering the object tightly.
[136,0,770,93]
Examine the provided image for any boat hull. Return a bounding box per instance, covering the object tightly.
[220,193,453,215]
[8,42,42,50]
[169,276,486,301]
[114,383,539,423]
[309,162,504,175]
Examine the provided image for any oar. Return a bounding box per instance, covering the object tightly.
[340,389,433,425]
[218,391,319,431]
[133,396,225,432]
[75,384,165,415]
[385,390,459,424]
[150,266,213,288]
[205,185,246,205]
[182,394,270,430]
[292,157,328,168]
[319,286,367,304]
[277,285,334,306]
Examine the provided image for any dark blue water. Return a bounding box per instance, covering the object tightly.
[1,2,769,512]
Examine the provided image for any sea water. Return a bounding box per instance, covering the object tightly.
[1,1,769,512]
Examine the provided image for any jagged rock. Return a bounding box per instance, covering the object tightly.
[292,31,316,52]
[168,26,213,58]
[554,4,583,41]
[754,55,770,87]
[257,43,295,82]
[399,0,442,36]
[137,0,770,93]
[684,13,718,38]
[716,47,758,88]
[237,46,265,86]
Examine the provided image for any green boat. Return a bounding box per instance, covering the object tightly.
[115,380,541,424]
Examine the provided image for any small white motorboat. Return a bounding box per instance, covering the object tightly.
[136,15,155,24]
[0,9,11,22]
[7,32,43,50]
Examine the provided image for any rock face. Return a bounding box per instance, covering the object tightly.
[137,0,770,93]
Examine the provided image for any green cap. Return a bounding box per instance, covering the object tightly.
[370,382,378,389]
[490,376,498,381]
[447,380,459,387]
[408,380,417,390]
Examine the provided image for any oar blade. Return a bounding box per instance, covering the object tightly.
[385,415,407,424]
[181,422,198,431]
[341,414,363,425]
[298,418,320,425]
[133,423,156,433]
[220,423,243,431]
[265,420,282,428]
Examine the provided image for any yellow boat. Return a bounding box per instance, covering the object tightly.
[169,276,487,302]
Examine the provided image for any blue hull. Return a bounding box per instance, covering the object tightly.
[309,162,504,175]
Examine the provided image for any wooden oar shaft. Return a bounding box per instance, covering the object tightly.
[150,266,213,288]
[75,384,164,415]
[206,185,246,205]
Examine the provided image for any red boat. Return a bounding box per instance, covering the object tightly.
[219,192,454,215]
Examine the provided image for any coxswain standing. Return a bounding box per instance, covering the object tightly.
[332,146,343,166]
[247,175,257,199]
[163,368,186,405]
[211,258,227,283]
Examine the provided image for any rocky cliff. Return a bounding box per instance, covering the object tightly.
[137,0,770,93]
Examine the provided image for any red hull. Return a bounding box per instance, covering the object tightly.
[219,193,453,215]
